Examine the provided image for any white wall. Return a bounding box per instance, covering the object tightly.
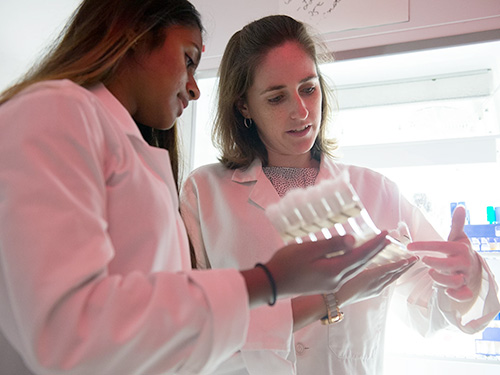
[0,0,81,91]
[2,0,499,91]
[191,0,500,71]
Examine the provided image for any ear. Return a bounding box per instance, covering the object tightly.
[237,97,251,119]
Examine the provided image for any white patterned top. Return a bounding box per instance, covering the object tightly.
[263,166,319,197]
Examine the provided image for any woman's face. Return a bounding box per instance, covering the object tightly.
[239,41,322,167]
[111,25,203,130]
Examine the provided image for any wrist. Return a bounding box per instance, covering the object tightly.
[240,264,278,309]
[320,293,344,325]
[255,263,277,306]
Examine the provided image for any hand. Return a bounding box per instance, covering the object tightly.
[407,206,481,302]
[266,231,390,298]
[336,255,418,307]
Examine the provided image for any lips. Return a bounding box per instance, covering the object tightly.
[177,96,189,116]
[289,125,310,132]
[287,124,311,136]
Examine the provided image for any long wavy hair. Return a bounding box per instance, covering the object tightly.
[213,15,338,170]
[0,0,203,189]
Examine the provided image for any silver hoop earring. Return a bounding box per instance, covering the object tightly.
[244,118,253,128]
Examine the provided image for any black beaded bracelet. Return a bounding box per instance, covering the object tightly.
[255,263,277,306]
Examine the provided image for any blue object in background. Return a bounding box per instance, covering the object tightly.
[483,327,500,341]
[487,206,496,224]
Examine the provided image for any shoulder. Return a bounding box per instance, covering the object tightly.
[9,80,96,107]
[181,162,231,194]
[185,163,233,183]
[1,80,100,128]
[346,164,389,183]
[0,80,110,150]
[324,159,400,195]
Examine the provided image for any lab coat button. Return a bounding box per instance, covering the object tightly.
[295,342,307,355]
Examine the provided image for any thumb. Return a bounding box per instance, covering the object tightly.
[448,205,467,242]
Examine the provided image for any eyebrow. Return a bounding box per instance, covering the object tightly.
[259,75,318,95]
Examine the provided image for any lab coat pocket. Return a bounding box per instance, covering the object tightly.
[328,290,390,359]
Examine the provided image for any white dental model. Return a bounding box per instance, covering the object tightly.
[265,171,412,266]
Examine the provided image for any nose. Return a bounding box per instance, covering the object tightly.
[290,94,308,120]
[187,75,200,101]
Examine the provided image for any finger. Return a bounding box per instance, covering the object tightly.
[385,259,418,279]
[382,262,415,285]
[373,256,418,275]
[370,261,418,295]
[429,268,466,288]
[334,232,390,279]
[345,231,390,264]
[407,241,467,257]
[445,285,474,302]
[353,231,390,256]
[408,241,452,252]
[448,205,467,242]
[420,256,465,274]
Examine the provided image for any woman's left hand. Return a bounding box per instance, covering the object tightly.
[407,206,482,302]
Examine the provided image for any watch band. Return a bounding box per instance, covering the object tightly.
[320,293,344,325]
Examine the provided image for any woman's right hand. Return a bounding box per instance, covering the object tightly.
[335,255,418,308]
[265,231,390,299]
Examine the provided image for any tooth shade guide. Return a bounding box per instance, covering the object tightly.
[265,171,412,269]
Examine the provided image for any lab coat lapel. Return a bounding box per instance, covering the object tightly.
[316,154,341,183]
[232,159,280,210]
[92,84,178,205]
[127,135,172,182]
[127,135,179,207]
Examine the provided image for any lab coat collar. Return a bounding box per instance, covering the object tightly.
[90,83,143,138]
[90,83,177,196]
[316,153,342,182]
[231,159,281,210]
[231,155,345,210]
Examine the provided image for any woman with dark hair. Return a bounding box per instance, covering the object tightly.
[180,14,500,374]
[0,2,389,374]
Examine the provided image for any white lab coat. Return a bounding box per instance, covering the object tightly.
[180,157,500,375]
[0,80,250,375]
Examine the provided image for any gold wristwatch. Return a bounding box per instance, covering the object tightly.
[320,293,344,325]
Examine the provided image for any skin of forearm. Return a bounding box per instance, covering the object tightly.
[240,267,276,309]
[292,294,327,332]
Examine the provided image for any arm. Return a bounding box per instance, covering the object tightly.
[292,255,417,332]
[244,233,392,309]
